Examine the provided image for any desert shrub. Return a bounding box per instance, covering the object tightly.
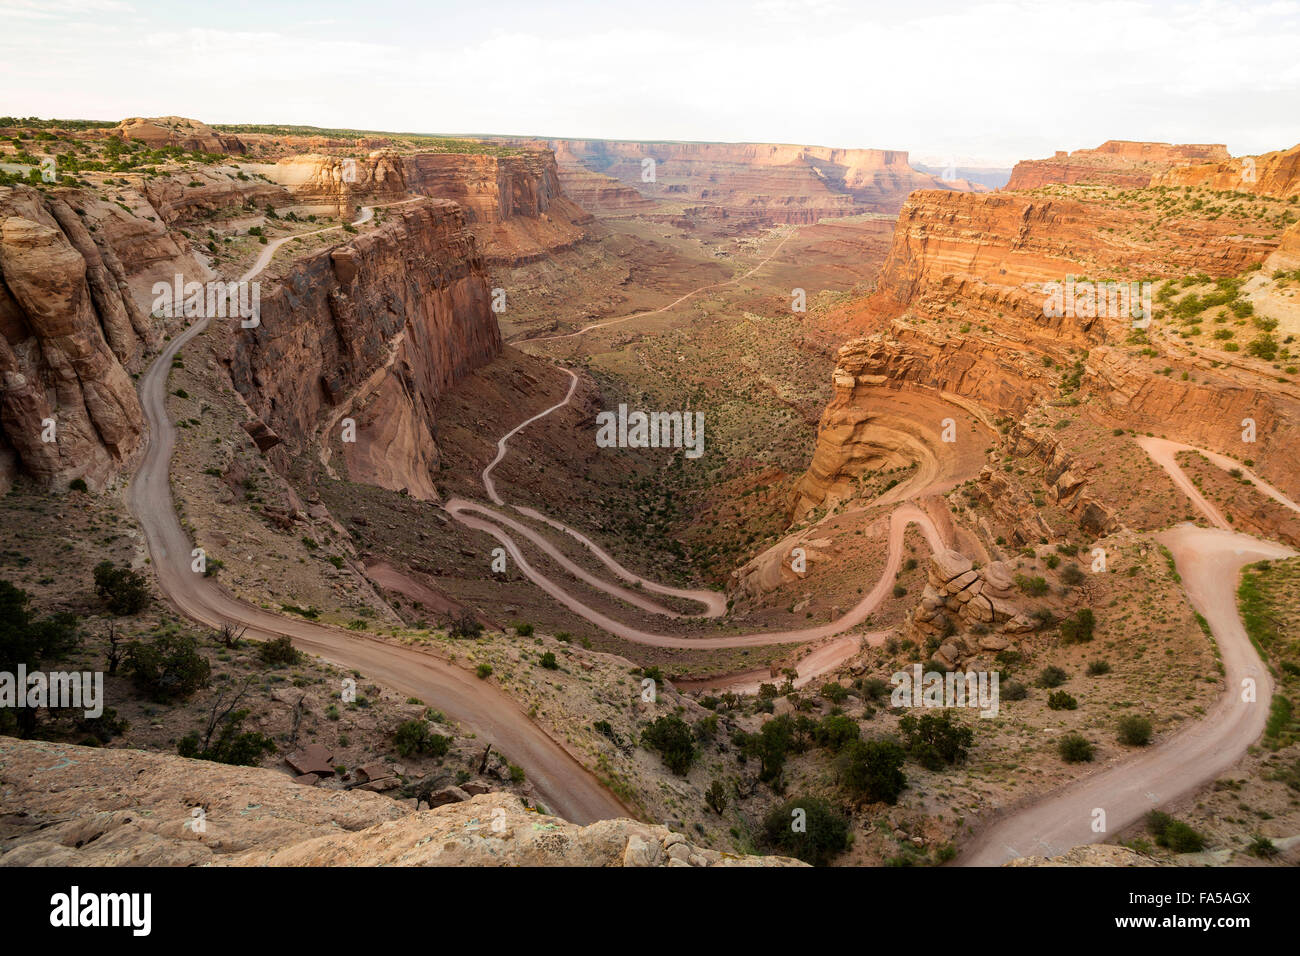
[125,632,210,701]
[641,715,696,775]
[1058,732,1094,763]
[898,710,974,769]
[178,709,275,765]
[1059,608,1095,644]
[393,719,451,758]
[1037,665,1069,688]
[446,612,483,639]
[705,779,728,814]
[838,738,906,804]
[742,713,796,782]
[258,635,302,667]
[1060,564,1086,587]
[813,713,860,753]
[0,581,81,735]
[1117,714,1153,745]
[513,621,534,636]
[475,663,492,679]
[819,681,850,704]
[857,677,891,702]
[1047,690,1078,710]
[538,651,558,670]
[1015,574,1049,596]
[761,796,852,866]
[1002,681,1028,701]
[92,560,150,615]
[1086,659,1111,676]
[1146,811,1205,852]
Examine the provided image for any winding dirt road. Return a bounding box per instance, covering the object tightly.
[127,207,630,824]
[960,442,1298,865]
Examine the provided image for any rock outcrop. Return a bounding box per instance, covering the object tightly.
[108,116,247,155]
[223,198,501,500]
[0,186,160,491]
[911,551,1035,661]
[1152,143,1300,199]
[0,736,800,867]
[1006,140,1230,191]
[267,147,593,265]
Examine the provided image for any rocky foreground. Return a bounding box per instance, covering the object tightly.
[0,737,801,867]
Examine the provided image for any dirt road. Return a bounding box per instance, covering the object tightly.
[960,441,1297,864]
[126,207,630,824]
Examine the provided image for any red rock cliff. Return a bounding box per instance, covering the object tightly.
[223,198,500,500]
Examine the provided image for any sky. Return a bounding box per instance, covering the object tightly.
[2,0,1298,167]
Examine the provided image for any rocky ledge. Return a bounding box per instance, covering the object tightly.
[0,736,801,867]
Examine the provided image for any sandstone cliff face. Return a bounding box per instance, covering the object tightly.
[144,167,290,225]
[545,138,974,221]
[108,116,247,155]
[0,736,799,867]
[794,180,1288,516]
[268,147,593,265]
[1152,143,1300,199]
[223,199,500,500]
[1005,140,1230,190]
[0,186,163,491]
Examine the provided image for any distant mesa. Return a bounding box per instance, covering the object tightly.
[1005,140,1231,191]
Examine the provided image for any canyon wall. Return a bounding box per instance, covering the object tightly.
[0,183,201,491]
[267,147,594,265]
[541,138,979,222]
[1005,140,1230,191]
[796,179,1295,513]
[223,198,500,500]
[1151,143,1300,199]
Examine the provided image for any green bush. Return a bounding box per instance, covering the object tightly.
[761,796,852,866]
[538,651,558,670]
[1037,665,1069,688]
[92,560,150,615]
[475,663,492,679]
[1047,690,1078,710]
[1146,811,1205,853]
[819,682,850,704]
[393,719,451,759]
[1117,714,1153,745]
[838,738,906,804]
[1002,681,1028,701]
[446,612,483,639]
[125,632,210,701]
[513,622,534,636]
[1059,608,1095,643]
[178,709,275,765]
[813,714,860,753]
[1086,660,1111,676]
[640,715,696,775]
[258,635,302,667]
[1058,732,1094,763]
[898,710,974,769]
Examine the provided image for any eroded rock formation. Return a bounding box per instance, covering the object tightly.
[0,186,170,491]
[223,198,501,500]
[1005,140,1230,191]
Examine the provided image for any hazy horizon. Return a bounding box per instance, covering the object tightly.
[4,0,1299,167]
